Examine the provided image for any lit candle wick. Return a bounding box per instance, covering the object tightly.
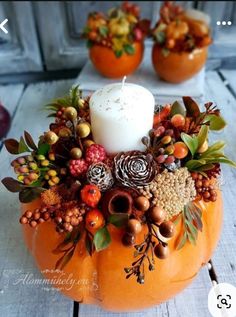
[121,76,127,91]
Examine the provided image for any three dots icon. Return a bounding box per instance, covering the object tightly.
[216,21,232,26]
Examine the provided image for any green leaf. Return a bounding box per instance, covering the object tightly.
[197,125,209,149]
[182,96,200,118]
[47,113,56,118]
[108,213,129,228]
[162,48,169,57]
[176,232,187,250]
[114,50,123,58]
[99,25,108,37]
[93,226,111,251]
[170,101,186,117]
[24,131,37,150]
[19,187,44,203]
[4,139,19,154]
[87,40,93,48]
[154,31,166,44]
[18,136,30,153]
[124,44,135,55]
[204,114,226,131]
[1,177,23,192]
[181,132,198,156]
[37,143,50,156]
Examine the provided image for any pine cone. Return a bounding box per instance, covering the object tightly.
[114,151,156,188]
[87,162,114,191]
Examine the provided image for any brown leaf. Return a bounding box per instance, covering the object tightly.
[182,96,200,118]
[24,131,37,150]
[55,248,74,270]
[4,139,19,154]
[1,177,23,192]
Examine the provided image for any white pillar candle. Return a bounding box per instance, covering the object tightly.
[89,80,155,154]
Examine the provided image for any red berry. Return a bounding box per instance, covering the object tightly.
[69,159,88,177]
[85,144,107,165]
[165,155,175,164]
[134,28,143,41]
[81,184,101,207]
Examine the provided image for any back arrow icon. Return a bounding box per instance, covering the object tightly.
[0,19,8,34]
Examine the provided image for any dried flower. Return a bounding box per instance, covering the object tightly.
[87,162,114,191]
[114,151,156,188]
[139,168,196,219]
[41,188,62,206]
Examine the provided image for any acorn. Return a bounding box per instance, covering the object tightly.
[154,243,169,259]
[148,206,166,225]
[70,147,82,159]
[122,232,136,247]
[126,219,142,235]
[135,196,150,212]
[58,127,72,138]
[64,107,77,121]
[44,131,59,145]
[76,122,91,138]
[159,221,175,238]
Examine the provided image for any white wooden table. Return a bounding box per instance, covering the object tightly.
[0,70,236,317]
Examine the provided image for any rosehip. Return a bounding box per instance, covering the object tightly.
[171,114,185,128]
[173,142,188,159]
[85,209,105,232]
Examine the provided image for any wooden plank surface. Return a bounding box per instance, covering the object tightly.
[204,71,236,285]
[220,69,236,95]
[0,80,75,317]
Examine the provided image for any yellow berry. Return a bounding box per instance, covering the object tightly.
[78,99,85,109]
[76,122,91,138]
[48,180,55,186]
[70,147,82,159]
[44,131,59,145]
[48,169,57,177]
[17,175,24,182]
[44,175,50,180]
[41,160,50,167]
[64,107,77,120]
[58,127,72,138]
[83,139,95,148]
[161,135,172,145]
[48,152,55,161]
[36,154,45,161]
[52,176,60,184]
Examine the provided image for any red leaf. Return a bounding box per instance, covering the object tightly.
[182,96,200,118]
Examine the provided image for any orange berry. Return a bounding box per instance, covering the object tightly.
[81,184,101,207]
[173,142,188,159]
[85,209,105,231]
[171,114,186,128]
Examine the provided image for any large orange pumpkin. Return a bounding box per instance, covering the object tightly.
[21,191,222,312]
[89,42,144,78]
[152,43,208,83]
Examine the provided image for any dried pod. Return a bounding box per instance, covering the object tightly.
[87,162,114,191]
[114,151,156,188]
[102,188,133,216]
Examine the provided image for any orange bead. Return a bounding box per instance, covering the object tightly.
[173,142,188,159]
[81,184,101,207]
[171,114,186,128]
[85,209,105,232]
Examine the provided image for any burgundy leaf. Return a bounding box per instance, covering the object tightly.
[4,138,19,154]
[1,177,23,192]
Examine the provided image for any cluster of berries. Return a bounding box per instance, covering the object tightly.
[11,155,39,185]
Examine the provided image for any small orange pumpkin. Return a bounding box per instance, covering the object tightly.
[21,191,222,312]
[89,42,144,78]
[152,43,208,83]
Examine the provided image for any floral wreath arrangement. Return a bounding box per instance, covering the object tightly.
[152,1,212,56]
[2,86,236,285]
[82,1,150,57]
